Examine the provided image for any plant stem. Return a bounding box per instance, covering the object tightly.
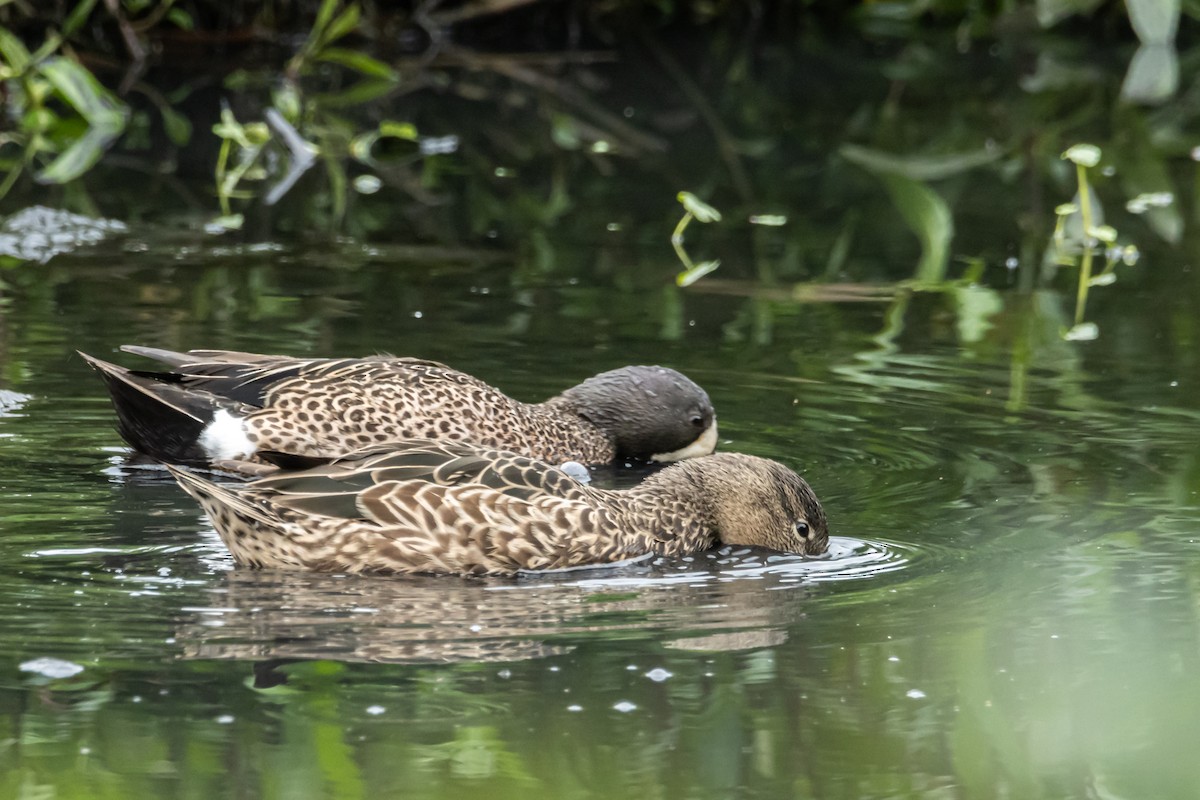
[1074,162,1093,326]
[672,211,694,270]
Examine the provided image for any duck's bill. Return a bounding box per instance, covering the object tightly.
[650,420,718,462]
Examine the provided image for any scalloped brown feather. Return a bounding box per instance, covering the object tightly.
[168,441,828,577]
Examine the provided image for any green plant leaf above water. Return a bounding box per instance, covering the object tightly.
[676,259,721,287]
[38,57,127,131]
[881,174,954,283]
[1126,0,1180,44]
[677,191,722,223]
[840,144,1002,181]
[316,47,399,81]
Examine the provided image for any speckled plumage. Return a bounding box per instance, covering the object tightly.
[168,440,829,577]
[80,347,717,467]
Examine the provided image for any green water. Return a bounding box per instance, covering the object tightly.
[2,240,1200,799]
[3,14,1200,799]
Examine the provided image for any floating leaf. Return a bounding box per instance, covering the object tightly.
[840,144,1003,181]
[1062,144,1101,167]
[676,259,721,287]
[677,192,722,223]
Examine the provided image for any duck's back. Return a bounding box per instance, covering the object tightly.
[241,358,610,463]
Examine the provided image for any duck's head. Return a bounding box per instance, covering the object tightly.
[555,365,717,462]
[686,453,829,556]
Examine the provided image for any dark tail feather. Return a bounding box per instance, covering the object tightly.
[80,351,227,466]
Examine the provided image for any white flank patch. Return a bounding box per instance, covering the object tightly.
[199,409,255,461]
[651,419,718,462]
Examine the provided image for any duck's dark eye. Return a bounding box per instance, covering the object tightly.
[690,415,704,427]
[795,521,810,538]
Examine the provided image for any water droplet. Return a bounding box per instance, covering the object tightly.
[645,668,673,682]
[567,704,583,712]
[215,714,235,724]
[612,701,637,713]
[906,689,926,699]
[366,705,385,715]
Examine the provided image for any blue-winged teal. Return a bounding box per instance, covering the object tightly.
[80,347,717,468]
[168,440,828,576]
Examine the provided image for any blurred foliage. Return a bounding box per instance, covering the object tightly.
[0,0,1195,291]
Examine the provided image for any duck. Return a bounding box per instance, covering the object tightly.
[167,439,828,576]
[79,346,717,468]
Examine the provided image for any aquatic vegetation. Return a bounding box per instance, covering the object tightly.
[1052,144,1142,340]
[671,191,722,287]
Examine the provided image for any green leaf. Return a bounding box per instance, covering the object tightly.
[167,8,195,30]
[161,106,192,146]
[1062,143,1101,167]
[881,174,954,283]
[1126,0,1180,43]
[676,259,721,287]
[321,4,362,46]
[677,191,722,223]
[840,144,1003,181]
[34,127,119,183]
[1120,44,1178,104]
[0,27,32,73]
[316,47,397,80]
[63,0,100,35]
[39,56,127,130]
[315,79,399,108]
[379,121,418,140]
[312,0,341,39]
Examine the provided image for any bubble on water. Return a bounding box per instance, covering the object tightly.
[613,701,637,713]
[906,689,927,700]
[645,668,673,682]
[215,714,235,724]
[366,705,385,716]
